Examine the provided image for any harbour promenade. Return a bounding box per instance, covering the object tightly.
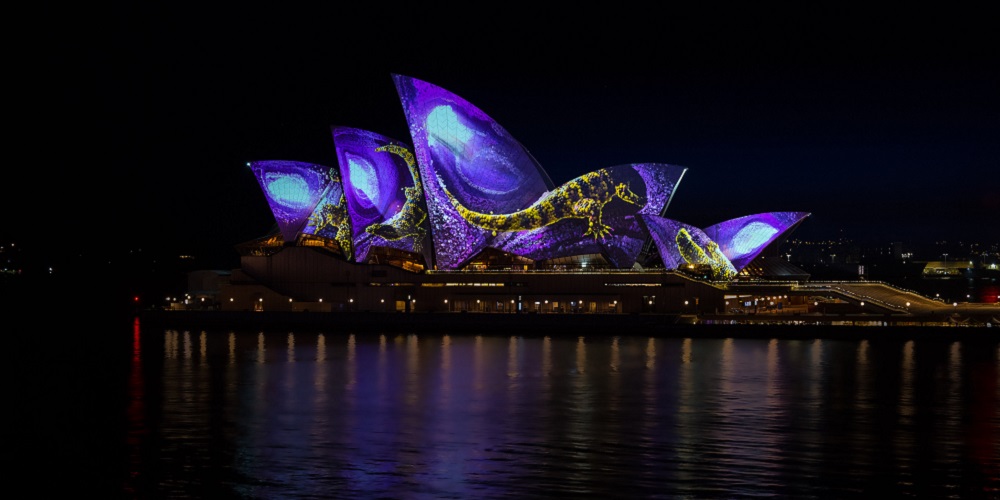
[138,309,1000,341]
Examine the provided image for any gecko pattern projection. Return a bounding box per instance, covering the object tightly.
[247,75,809,278]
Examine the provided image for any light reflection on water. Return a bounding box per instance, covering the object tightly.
[123,326,1000,498]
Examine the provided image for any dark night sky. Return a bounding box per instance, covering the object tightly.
[11,6,997,269]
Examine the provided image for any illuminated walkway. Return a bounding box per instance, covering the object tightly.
[794,281,999,318]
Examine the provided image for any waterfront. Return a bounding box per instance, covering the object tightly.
[25,315,1000,498]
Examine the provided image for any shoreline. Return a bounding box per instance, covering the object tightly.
[138,310,1000,341]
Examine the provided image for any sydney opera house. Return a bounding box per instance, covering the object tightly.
[219,75,810,315]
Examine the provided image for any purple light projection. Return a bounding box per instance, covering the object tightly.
[393,74,554,270]
[703,212,810,271]
[640,214,739,280]
[493,163,687,267]
[248,160,339,243]
[393,73,687,270]
[299,173,352,260]
[642,212,809,280]
[332,127,433,266]
[247,76,808,279]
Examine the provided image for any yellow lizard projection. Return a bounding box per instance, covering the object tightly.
[675,227,737,280]
[307,168,353,259]
[441,168,643,240]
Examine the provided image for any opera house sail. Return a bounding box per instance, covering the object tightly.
[248,159,353,259]
[331,126,433,267]
[244,73,809,281]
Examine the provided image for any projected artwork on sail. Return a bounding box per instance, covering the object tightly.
[248,160,335,243]
[485,163,687,267]
[641,215,738,280]
[332,127,432,265]
[245,74,810,280]
[394,73,553,269]
[703,212,810,271]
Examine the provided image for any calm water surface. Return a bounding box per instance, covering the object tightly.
[34,318,1000,498]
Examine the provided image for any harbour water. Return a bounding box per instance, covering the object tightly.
[24,316,1000,498]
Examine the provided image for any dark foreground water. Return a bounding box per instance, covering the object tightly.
[23,317,1000,498]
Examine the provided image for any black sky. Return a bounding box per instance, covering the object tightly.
[12,6,997,268]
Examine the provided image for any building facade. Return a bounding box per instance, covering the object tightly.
[222,75,810,314]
